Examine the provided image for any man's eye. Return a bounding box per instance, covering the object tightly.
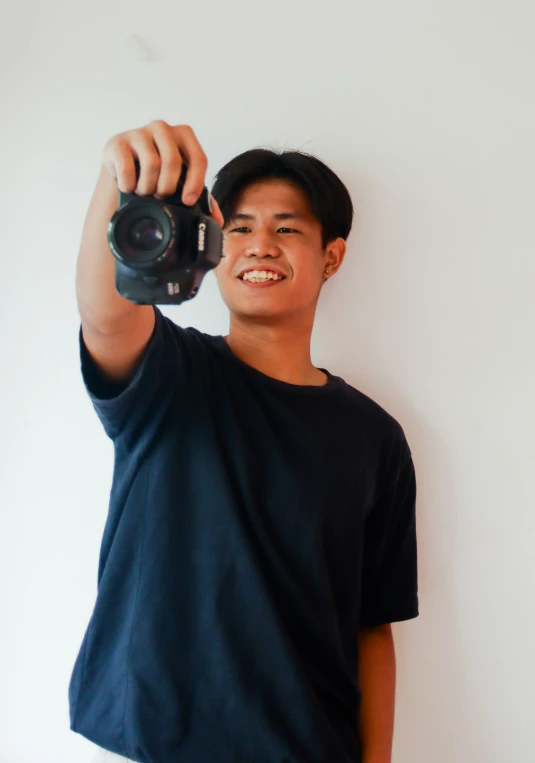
[230,227,297,233]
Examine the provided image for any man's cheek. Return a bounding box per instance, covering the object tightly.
[214,264,232,287]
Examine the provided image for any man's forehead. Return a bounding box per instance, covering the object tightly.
[231,180,315,222]
[228,211,312,222]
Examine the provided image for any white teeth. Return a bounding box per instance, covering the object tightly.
[241,270,283,282]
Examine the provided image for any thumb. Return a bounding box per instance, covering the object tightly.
[209,194,225,228]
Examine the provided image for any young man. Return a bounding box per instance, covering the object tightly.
[69,120,419,763]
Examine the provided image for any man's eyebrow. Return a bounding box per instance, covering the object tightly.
[227,212,310,223]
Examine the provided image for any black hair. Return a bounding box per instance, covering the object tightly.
[210,148,354,250]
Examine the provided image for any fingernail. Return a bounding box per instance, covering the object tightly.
[184,193,197,205]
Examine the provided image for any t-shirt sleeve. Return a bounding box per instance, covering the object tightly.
[358,426,419,627]
[79,305,182,442]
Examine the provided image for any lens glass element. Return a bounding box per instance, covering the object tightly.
[128,217,164,251]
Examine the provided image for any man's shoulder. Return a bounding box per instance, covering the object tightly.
[157,309,221,350]
[333,375,411,456]
[335,376,403,428]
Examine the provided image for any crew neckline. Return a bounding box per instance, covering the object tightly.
[210,334,345,395]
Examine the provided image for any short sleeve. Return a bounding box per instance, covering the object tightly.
[358,428,419,627]
[79,306,182,442]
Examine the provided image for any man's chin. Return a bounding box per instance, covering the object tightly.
[227,302,289,323]
[217,281,312,324]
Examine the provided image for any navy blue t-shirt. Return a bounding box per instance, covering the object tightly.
[68,306,419,763]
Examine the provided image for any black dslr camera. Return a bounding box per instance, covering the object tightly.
[107,160,222,304]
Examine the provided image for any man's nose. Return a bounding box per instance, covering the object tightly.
[244,231,283,257]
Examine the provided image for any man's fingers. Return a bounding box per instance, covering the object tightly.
[169,125,209,206]
[209,195,224,227]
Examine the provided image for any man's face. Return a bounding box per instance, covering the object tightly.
[214,178,334,325]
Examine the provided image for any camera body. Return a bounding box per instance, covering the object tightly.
[107,160,223,305]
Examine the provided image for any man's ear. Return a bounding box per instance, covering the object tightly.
[324,238,347,279]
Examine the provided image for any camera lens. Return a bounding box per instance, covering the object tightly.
[128,217,164,251]
[109,201,175,268]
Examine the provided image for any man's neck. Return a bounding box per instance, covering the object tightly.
[223,317,328,387]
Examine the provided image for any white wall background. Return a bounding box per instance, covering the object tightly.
[1,1,534,761]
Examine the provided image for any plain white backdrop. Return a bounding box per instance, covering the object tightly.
[1,1,534,761]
